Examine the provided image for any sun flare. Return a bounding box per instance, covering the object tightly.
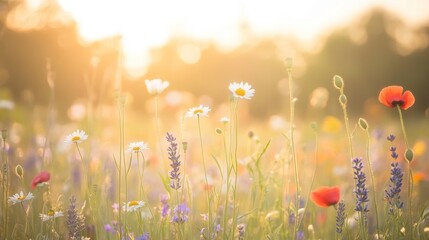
[8,0,429,77]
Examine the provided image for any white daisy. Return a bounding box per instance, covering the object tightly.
[8,191,34,205]
[64,130,88,144]
[127,141,149,153]
[229,82,255,100]
[122,200,145,212]
[220,117,230,123]
[40,210,64,222]
[145,79,170,95]
[185,105,211,118]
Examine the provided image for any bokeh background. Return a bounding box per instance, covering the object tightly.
[1,0,429,120]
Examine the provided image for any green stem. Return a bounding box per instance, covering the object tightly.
[364,130,380,237]
[222,125,231,240]
[197,116,212,239]
[298,129,319,231]
[287,68,299,240]
[155,95,166,174]
[397,106,413,238]
[117,96,126,239]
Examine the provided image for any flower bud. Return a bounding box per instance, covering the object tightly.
[15,164,24,179]
[215,128,223,135]
[358,118,368,131]
[339,94,347,106]
[333,75,344,90]
[405,148,414,162]
[1,129,7,140]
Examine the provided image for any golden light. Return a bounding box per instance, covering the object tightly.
[7,0,429,77]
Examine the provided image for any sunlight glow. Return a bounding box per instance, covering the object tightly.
[12,0,429,77]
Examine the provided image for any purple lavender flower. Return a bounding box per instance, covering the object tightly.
[387,134,396,142]
[166,132,181,190]
[66,196,85,239]
[171,203,190,224]
[389,146,398,160]
[136,232,150,240]
[297,231,305,240]
[160,194,170,218]
[237,224,245,240]
[336,200,346,234]
[104,223,115,233]
[385,162,404,214]
[352,157,369,214]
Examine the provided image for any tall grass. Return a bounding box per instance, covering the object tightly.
[1,66,429,240]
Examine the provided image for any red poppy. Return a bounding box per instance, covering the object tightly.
[311,186,340,207]
[378,86,415,110]
[31,171,50,189]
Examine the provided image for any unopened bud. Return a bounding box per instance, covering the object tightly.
[405,148,414,162]
[15,164,24,179]
[215,128,222,135]
[333,75,344,90]
[339,94,347,106]
[358,118,368,131]
[1,129,7,140]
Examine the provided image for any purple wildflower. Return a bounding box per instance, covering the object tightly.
[352,157,369,214]
[336,200,346,234]
[389,146,398,160]
[297,231,305,240]
[387,134,396,142]
[385,162,404,214]
[171,203,190,224]
[237,224,245,240]
[160,194,170,218]
[166,132,181,190]
[104,223,115,233]
[136,232,150,240]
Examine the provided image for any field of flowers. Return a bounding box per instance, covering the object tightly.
[1,60,429,240]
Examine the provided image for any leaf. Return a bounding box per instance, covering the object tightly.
[211,154,224,180]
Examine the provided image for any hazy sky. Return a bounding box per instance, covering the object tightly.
[9,0,429,76]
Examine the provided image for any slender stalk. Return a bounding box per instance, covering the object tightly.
[364,129,380,237]
[117,96,126,239]
[231,99,239,239]
[287,66,300,240]
[2,130,9,238]
[222,123,231,239]
[155,95,166,174]
[139,153,154,219]
[75,143,87,190]
[298,126,319,230]
[397,106,413,238]
[197,116,212,239]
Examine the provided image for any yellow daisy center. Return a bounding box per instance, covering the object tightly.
[48,210,55,216]
[193,109,203,115]
[71,136,81,142]
[129,201,139,206]
[132,147,140,151]
[235,88,246,96]
[18,196,26,201]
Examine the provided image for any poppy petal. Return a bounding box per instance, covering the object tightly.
[378,86,403,108]
[311,186,340,207]
[401,90,415,110]
[31,171,50,189]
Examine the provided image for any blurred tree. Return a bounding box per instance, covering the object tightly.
[0,5,428,120]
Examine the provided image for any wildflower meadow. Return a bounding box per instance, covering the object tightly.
[1,61,429,240]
